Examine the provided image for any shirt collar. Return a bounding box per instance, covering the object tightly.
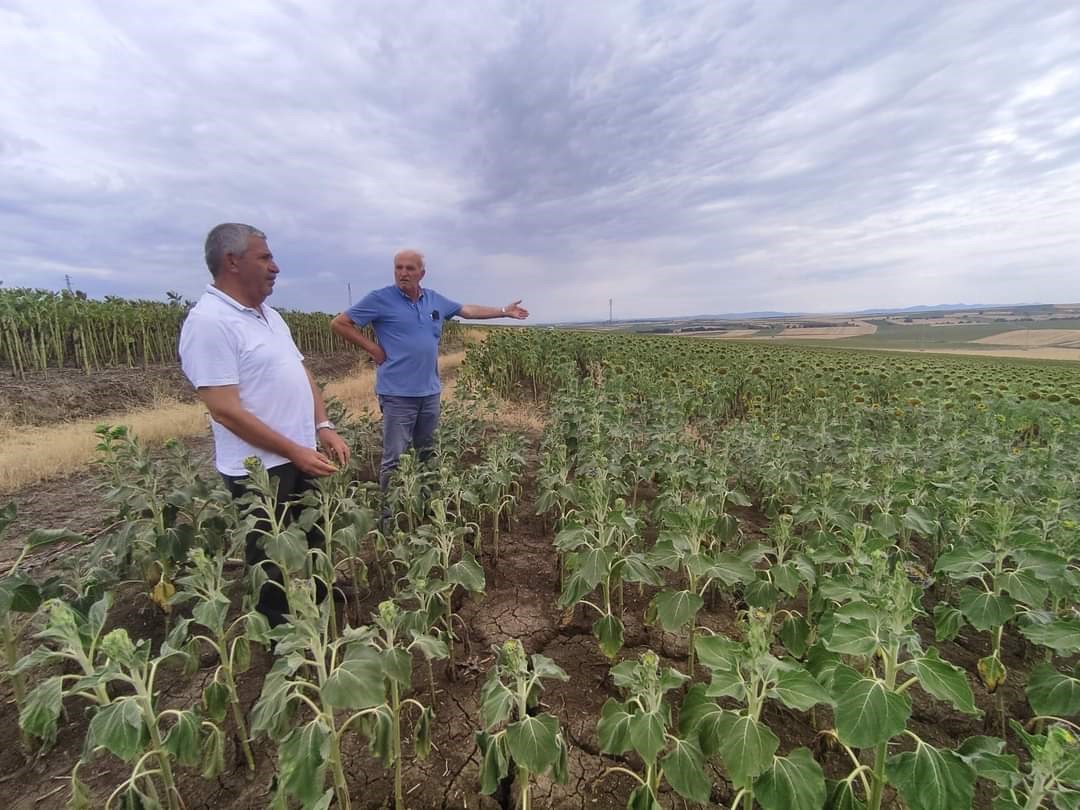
[395,285,425,304]
[206,284,263,315]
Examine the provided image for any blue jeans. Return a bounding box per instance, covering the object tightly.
[378,394,441,489]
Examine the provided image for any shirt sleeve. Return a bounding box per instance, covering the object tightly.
[345,290,382,327]
[269,307,304,361]
[439,292,462,320]
[179,314,240,388]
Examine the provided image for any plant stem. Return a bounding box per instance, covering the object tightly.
[445,599,456,676]
[1022,771,1048,810]
[996,690,1007,741]
[327,582,339,641]
[646,763,660,803]
[687,572,698,677]
[867,741,888,810]
[135,692,180,810]
[867,643,899,810]
[520,765,531,810]
[3,616,32,751]
[329,728,352,810]
[391,680,404,810]
[688,621,697,678]
[515,672,532,809]
[224,662,255,774]
[349,558,362,622]
[3,617,25,710]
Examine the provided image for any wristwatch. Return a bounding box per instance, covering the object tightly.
[316,420,335,432]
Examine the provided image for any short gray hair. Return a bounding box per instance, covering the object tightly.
[394,249,425,270]
[204,223,266,276]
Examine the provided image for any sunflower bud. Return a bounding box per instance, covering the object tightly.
[378,600,399,626]
[101,628,137,667]
[46,600,79,634]
[500,638,528,675]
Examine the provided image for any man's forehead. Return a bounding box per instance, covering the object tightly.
[394,251,423,268]
[247,236,270,253]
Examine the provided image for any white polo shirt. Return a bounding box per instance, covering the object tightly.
[179,285,315,476]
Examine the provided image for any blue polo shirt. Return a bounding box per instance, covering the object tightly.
[345,285,462,396]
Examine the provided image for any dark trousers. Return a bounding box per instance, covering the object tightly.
[222,462,326,626]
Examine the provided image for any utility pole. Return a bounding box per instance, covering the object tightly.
[347,282,353,305]
[65,274,73,292]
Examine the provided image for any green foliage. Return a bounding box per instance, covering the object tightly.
[91,427,236,612]
[10,324,1080,809]
[597,650,710,806]
[476,639,570,810]
[686,610,830,807]
[67,627,218,810]
[251,591,444,810]
[0,286,388,375]
[0,502,87,751]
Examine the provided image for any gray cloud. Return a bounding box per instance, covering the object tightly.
[1,0,1079,320]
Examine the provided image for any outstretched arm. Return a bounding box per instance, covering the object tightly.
[457,301,529,320]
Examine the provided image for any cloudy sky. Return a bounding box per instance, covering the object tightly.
[3,1,1080,322]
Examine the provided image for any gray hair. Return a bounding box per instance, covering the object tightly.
[204,223,266,276]
[394,249,426,270]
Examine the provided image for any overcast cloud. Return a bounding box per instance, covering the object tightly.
[2,1,1079,321]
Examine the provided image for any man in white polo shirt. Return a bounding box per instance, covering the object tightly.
[179,222,349,625]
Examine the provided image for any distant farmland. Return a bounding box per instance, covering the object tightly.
[596,304,1080,361]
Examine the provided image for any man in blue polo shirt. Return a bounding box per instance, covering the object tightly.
[330,249,528,489]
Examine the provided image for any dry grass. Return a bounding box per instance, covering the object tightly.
[777,321,877,339]
[973,329,1080,349]
[685,329,759,338]
[458,326,489,346]
[440,352,544,432]
[0,349,520,493]
[479,400,546,433]
[326,351,467,418]
[322,362,379,417]
[0,400,209,493]
[916,346,1080,361]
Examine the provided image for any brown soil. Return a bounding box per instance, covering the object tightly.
[0,353,368,427]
